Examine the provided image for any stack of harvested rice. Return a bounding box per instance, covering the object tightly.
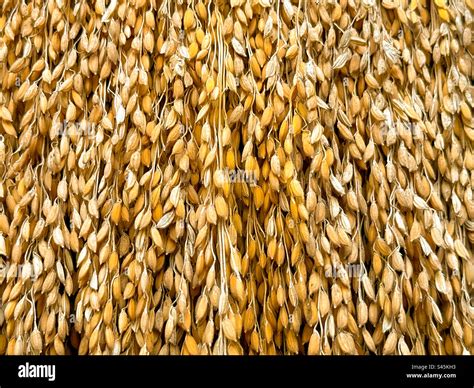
[0,0,473,355]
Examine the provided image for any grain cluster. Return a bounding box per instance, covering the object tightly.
[0,0,473,355]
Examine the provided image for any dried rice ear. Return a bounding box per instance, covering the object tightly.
[0,0,472,356]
